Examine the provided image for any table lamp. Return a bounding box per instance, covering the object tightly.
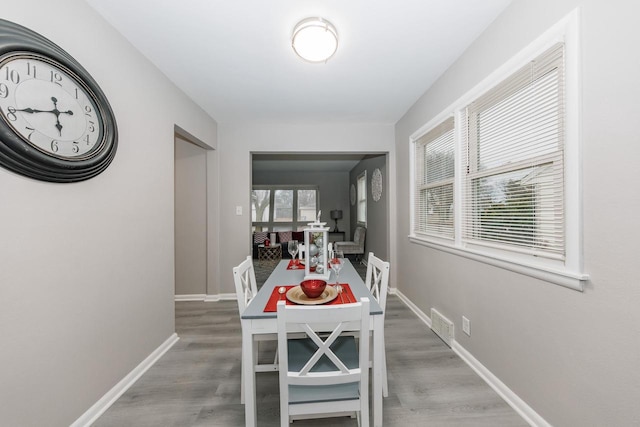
[330,209,343,232]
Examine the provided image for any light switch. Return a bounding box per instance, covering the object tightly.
[236,206,242,215]
[462,316,470,336]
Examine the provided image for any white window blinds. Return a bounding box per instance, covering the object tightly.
[463,43,565,259]
[414,117,455,239]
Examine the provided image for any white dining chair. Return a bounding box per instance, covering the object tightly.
[298,243,306,260]
[233,255,278,404]
[276,298,370,427]
[365,252,390,397]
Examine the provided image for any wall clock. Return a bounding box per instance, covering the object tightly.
[371,168,383,202]
[0,19,117,182]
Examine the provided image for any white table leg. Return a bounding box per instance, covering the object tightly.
[241,319,257,427]
[373,315,383,426]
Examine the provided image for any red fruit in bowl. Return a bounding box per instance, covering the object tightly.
[300,279,327,298]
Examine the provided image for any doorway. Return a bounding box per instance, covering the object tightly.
[251,152,389,261]
[174,135,208,297]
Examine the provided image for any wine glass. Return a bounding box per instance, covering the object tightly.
[330,250,344,287]
[287,240,299,268]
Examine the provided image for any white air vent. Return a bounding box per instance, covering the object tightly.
[430,308,454,347]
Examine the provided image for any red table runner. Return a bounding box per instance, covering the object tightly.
[286,259,303,270]
[264,284,357,312]
[285,259,332,271]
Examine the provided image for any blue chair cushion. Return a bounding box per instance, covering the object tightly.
[287,336,360,404]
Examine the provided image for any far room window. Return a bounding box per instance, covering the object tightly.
[357,171,367,225]
[297,189,317,223]
[251,186,319,231]
[274,189,293,223]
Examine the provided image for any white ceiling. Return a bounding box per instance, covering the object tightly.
[85,0,511,124]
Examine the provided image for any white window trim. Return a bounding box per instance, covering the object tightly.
[412,117,456,240]
[357,171,367,227]
[408,8,588,291]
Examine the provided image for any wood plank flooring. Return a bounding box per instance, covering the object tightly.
[94,263,527,426]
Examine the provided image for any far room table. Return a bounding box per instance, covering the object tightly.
[257,243,282,266]
[241,259,385,426]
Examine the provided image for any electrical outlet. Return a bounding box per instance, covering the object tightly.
[236,206,242,215]
[462,316,471,336]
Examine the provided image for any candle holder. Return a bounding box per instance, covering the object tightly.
[303,216,330,282]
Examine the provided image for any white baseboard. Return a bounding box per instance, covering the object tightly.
[451,341,551,427]
[205,293,236,302]
[175,293,237,302]
[71,333,179,427]
[174,294,207,301]
[392,288,432,328]
[392,288,548,427]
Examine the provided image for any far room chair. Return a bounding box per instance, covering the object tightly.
[365,252,390,397]
[277,298,370,426]
[335,226,366,261]
[232,255,278,403]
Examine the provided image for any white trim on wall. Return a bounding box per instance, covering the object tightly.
[393,289,550,427]
[175,294,207,301]
[71,333,179,427]
[175,293,237,302]
[204,293,237,302]
[452,342,552,427]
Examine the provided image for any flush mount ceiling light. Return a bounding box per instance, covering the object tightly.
[291,17,338,63]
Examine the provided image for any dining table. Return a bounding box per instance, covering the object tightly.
[241,258,385,426]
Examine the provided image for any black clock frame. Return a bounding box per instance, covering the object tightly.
[0,19,117,183]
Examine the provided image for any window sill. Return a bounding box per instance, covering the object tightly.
[408,235,588,291]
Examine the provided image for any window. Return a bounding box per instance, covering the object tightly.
[357,171,367,225]
[251,189,270,223]
[274,190,293,222]
[297,189,317,222]
[463,43,564,259]
[414,117,455,239]
[251,186,318,231]
[409,10,586,290]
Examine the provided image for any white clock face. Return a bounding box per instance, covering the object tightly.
[0,54,103,159]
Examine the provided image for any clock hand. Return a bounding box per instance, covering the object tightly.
[16,107,49,114]
[50,97,73,136]
[16,97,74,136]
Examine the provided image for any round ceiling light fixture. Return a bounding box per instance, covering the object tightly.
[291,17,338,63]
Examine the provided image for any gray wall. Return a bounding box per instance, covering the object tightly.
[349,155,388,261]
[252,170,351,238]
[9,0,636,425]
[395,0,640,425]
[219,122,395,295]
[0,1,218,425]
